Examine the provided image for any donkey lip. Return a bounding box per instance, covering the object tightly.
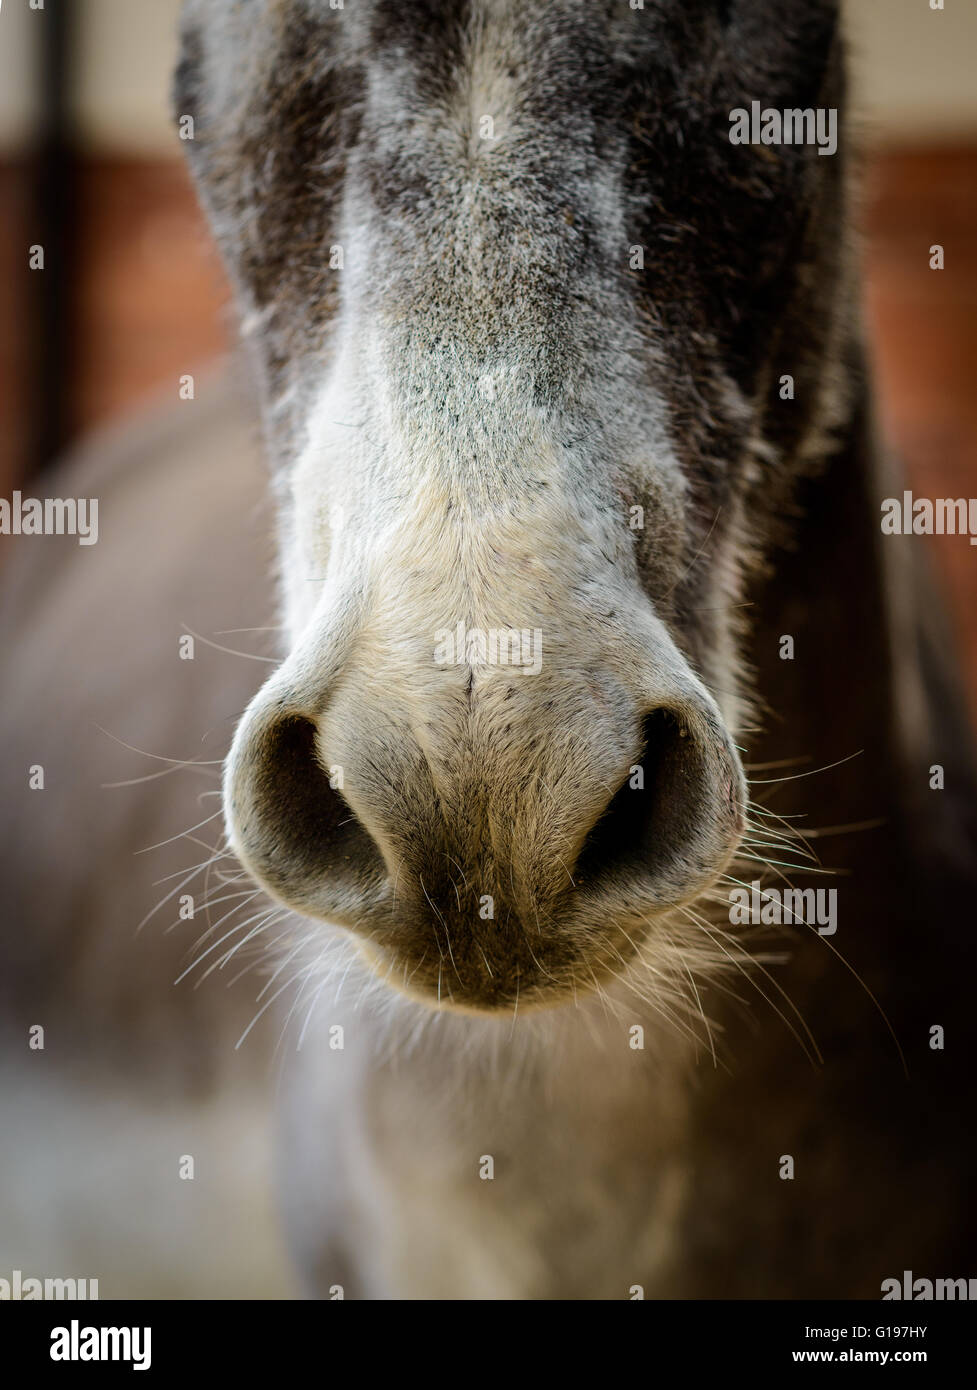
[346,899,694,1016]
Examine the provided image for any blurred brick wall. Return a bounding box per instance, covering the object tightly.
[0,158,229,494]
[0,161,33,489]
[68,159,230,436]
[862,149,977,710]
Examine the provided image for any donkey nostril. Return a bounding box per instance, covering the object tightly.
[574,707,740,902]
[225,711,385,921]
[576,709,689,879]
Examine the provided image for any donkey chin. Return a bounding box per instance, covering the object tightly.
[223,580,746,1016]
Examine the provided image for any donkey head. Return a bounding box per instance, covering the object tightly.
[176,0,850,1012]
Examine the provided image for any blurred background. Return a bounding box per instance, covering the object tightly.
[1,0,975,704]
[0,0,974,1299]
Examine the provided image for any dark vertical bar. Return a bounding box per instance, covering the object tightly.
[29,0,76,474]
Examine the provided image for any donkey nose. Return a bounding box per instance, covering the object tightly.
[223,661,744,1008]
